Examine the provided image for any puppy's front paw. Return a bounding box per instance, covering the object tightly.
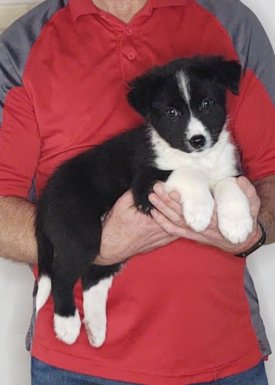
[54,310,81,345]
[134,191,154,215]
[183,194,214,232]
[218,202,253,244]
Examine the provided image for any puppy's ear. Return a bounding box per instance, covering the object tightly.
[127,73,162,118]
[213,58,242,95]
[193,56,242,95]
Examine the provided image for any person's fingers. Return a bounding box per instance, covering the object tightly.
[149,192,183,224]
[151,182,182,212]
[168,190,181,202]
[150,208,182,236]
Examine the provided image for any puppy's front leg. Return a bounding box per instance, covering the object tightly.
[213,177,253,244]
[132,167,171,214]
[165,168,214,232]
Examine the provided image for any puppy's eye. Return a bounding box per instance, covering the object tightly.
[165,108,180,119]
[200,98,214,111]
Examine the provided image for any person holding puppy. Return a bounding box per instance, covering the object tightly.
[0,1,274,384]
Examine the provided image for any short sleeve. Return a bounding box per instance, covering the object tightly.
[232,68,275,181]
[0,85,40,198]
[228,5,275,181]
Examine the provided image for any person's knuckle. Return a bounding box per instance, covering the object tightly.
[165,223,175,235]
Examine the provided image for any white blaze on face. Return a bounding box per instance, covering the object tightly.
[176,70,190,103]
[186,115,212,149]
[176,70,212,150]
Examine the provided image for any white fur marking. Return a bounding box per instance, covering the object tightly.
[54,310,81,345]
[36,275,52,314]
[83,276,113,348]
[149,125,252,237]
[176,70,190,103]
[186,116,212,150]
[165,168,215,231]
[214,177,253,243]
[150,126,236,184]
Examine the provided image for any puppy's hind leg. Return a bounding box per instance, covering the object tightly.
[51,211,103,345]
[82,264,121,348]
[51,257,82,345]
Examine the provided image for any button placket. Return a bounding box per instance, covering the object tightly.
[121,27,137,62]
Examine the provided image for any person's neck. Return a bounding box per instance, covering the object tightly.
[92,0,148,23]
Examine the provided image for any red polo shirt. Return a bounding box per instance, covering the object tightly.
[1,0,275,383]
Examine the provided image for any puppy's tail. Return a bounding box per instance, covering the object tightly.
[36,274,52,314]
[35,229,54,315]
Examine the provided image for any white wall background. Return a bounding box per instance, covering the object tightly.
[241,1,275,383]
[0,1,275,384]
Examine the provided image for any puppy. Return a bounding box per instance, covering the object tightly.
[35,56,253,347]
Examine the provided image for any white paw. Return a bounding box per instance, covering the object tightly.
[84,312,107,348]
[218,206,253,244]
[183,195,214,232]
[83,277,113,348]
[54,310,81,345]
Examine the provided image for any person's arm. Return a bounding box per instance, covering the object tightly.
[0,197,37,263]
[0,84,41,264]
[148,175,273,254]
[97,190,177,265]
[0,191,177,265]
[253,175,275,244]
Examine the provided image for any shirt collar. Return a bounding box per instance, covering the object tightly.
[69,0,187,21]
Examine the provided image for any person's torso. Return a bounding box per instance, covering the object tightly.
[4,0,268,383]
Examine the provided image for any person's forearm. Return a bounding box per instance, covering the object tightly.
[0,197,37,264]
[253,174,275,244]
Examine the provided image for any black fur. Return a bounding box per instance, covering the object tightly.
[36,56,241,319]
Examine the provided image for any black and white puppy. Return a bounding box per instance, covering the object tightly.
[35,56,253,347]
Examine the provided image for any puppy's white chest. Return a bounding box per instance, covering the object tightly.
[151,127,252,244]
[151,128,238,185]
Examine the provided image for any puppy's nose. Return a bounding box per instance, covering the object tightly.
[189,135,206,149]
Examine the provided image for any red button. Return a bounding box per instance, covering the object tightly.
[126,29,132,36]
[127,51,136,61]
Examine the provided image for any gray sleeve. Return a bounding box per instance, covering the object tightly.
[0,0,68,124]
[244,266,271,356]
[197,0,275,104]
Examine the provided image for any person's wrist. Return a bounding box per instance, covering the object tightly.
[95,242,130,265]
[234,221,266,258]
[94,252,125,266]
[93,254,110,266]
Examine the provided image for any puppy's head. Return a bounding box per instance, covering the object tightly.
[128,56,241,153]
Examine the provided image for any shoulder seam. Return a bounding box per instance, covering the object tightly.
[0,0,68,124]
[195,0,275,104]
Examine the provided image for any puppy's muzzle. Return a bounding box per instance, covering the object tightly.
[189,135,206,150]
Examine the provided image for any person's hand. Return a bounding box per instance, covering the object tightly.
[148,176,262,255]
[96,190,178,265]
